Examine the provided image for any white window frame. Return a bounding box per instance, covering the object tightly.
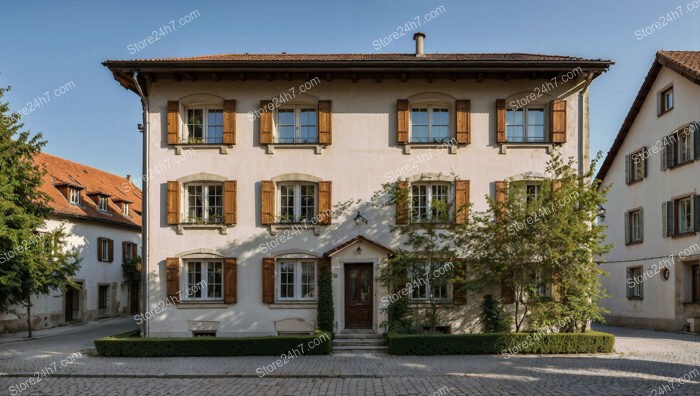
[525,183,542,205]
[506,107,546,143]
[184,106,224,144]
[124,242,136,261]
[630,151,645,182]
[678,130,692,164]
[69,189,80,205]
[661,87,674,114]
[100,239,109,262]
[277,182,317,224]
[409,262,451,302]
[409,104,451,143]
[275,105,318,144]
[276,259,317,302]
[98,196,108,212]
[678,197,693,234]
[410,183,451,223]
[182,260,223,301]
[184,182,224,224]
[123,203,129,217]
[630,210,642,242]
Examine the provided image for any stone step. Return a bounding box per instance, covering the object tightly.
[332,345,389,351]
[332,338,385,346]
[334,333,383,340]
[340,328,375,334]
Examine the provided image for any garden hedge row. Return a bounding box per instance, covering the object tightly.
[387,331,614,355]
[95,330,332,357]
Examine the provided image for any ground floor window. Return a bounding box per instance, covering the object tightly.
[184,260,222,300]
[277,259,316,301]
[409,262,451,301]
[626,267,643,300]
[692,264,700,303]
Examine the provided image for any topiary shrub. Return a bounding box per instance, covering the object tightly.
[316,266,334,334]
[481,294,512,333]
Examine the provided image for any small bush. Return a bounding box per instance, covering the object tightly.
[316,267,334,333]
[95,331,332,357]
[481,294,512,333]
[387,331,614,355]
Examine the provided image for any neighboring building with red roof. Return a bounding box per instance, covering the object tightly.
[0,153,142,333]
[596,51,700,332]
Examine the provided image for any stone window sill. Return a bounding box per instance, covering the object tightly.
[270,223,325,236]
[173,144,232,155]
[176,223,234,235]
[402,143,458,155]
[499,143,555,154]
[265,143,326,155]
[176,302,229,309]
[269,303,318,309]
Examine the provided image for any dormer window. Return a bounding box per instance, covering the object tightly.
[69,189,80,205]
[123,203,130,217]
[98,196,108,212]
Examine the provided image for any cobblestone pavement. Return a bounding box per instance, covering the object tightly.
[0,319,698,395]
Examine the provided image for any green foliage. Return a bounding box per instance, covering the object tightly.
[122,256,142,284]
[95,331,333,357]
[386,295,413,333]
[387,331,614,355]
[316,267,334,333]
[480,295,512,333]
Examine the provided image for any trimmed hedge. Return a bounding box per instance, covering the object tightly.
[387,331,614,355]
[95,331,332,357]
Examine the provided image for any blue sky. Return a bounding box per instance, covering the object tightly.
[1,0,698,182]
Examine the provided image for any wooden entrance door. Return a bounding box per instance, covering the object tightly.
[345,264,373,328]
[65,282,82,322]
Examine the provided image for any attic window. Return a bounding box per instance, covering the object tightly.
[69,189,80,205]
[123,203,130,217]
[98,196,109,212]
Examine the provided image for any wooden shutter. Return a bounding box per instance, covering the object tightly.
[167,181,180,225]
[224,180,237,225]
[122,241,128,263]
[262,258,275,304]
[496,99,506,143]
[663,201,674,237]
[552,179,562,193]
[501,278,515,304]
[166,257,180,302]
[259,100,273,144]
[397,99,409,144]
[495,181,508,205]
[665,136,675,169]
[167,101,179,145]
[694,122,700,160]
[261,180,274,225]
[694,195,700,232]
[643,148,649,177]
[456,99,471,144]
[550,100,567,143]
[108,239,114,262]
[318,100,332,145]
[624,211,631,245]
[454,180,470,224]
[131,243,138,260]
[395,180,409,224]
[452,260,467,305]
[639,208,644,241]
[224,258,237,304]
[97,238,103,261]
[223,99,236,145]
[626,268,632,299]
[625,155,631,185]
[318,181,332,225]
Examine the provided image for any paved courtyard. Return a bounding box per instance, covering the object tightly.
[0,318,698,395]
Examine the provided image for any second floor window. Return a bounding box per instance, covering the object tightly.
[678,197,693,234]
[626,209,643,244]
[507,108,545,142]
[186,107,223,144]
[277,106,317,144]
[411,183,449,223]
[678,130,692,164]
[278,183,316,223]
[410,106,450,143]
[185,184,223,224]
[69,189,80,205]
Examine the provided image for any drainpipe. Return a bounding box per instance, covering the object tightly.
[578,72,595,176]
[132,71,150,338]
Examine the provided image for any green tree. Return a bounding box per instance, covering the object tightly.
[0,86,81,337]
[316,265,334,333]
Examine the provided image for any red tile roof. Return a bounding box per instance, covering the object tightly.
[596,51,700,182]
[35,153,142,229]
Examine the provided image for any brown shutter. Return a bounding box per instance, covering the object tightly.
[131,243,138,260]
[395,180,409,224]
[318,100,332,145]
[224,180,237,225]
[501,278,515,304]
[496,99,506,143]
[495,181,508,205]
[166,257,180,303]
[167,101,179,145]
[97,238,103,261]
[550,100,567,143]
[223,99,236,145]
[108,239,114,262]
[452,260,467,305]
[552,179,563,193]
[224,258,238,304]
[259,100,273,144]
[262,257,275,304]
[167,181,180,225]
[454,180,470,224]
[397,99,409,144]
[318,181,332,225]
[456,99,471,144]
[122,241,128,263]
[261,180,274,225]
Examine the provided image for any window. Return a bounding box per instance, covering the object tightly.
[124,242,137,261]
[99,238,111,262]
[659,86,673,115]
[276,106,317,144]
[278,183,316,223]
[525,184,541,205]
[507,108,545,142]
[185,107,223,144]
[98,196,108,212]
[627,267,643,299]
[628,150,646,183]
[626,209,643,244]
[276,259,316,301]
[98,285,109,317]
[409,262,451,301]
[664,196,698,237]
[410,105,450,143]
[535,271,552,300]
[678,130,692,164]
[69,189,80,205]
[184,260,222,300]
[411,183,450,223]
[678,197,693,234]
[692,264,700,303]
[123,203,129,217]
[185,183,223,224]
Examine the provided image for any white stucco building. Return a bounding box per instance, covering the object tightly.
[0,153,142,333]
[596,51,700,332]
[104,34,611,338]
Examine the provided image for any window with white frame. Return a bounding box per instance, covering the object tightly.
[507,107,545,142]
[185,183,223,224]
[184,260,222,300]
[69,188,80,205]
[629,150,646,182]
[276,259,316,301]
[627,267,643,299]
[678,130,692,164]
[630,209,643,242]
[278,183,316,223]
[678,197,693,234]
[185,107,223,144]
[660,86,673,115]
[98,196,108,212]
[411,183,450,223]
[276,106,317,144]
[100,238,110,262]
[525,184,542,205]
[535,270,552,299]
[410,105,450,143]
[123,203,129,217]
[409,262,451,301]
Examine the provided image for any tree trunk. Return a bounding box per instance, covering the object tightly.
[26,301,32,338]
